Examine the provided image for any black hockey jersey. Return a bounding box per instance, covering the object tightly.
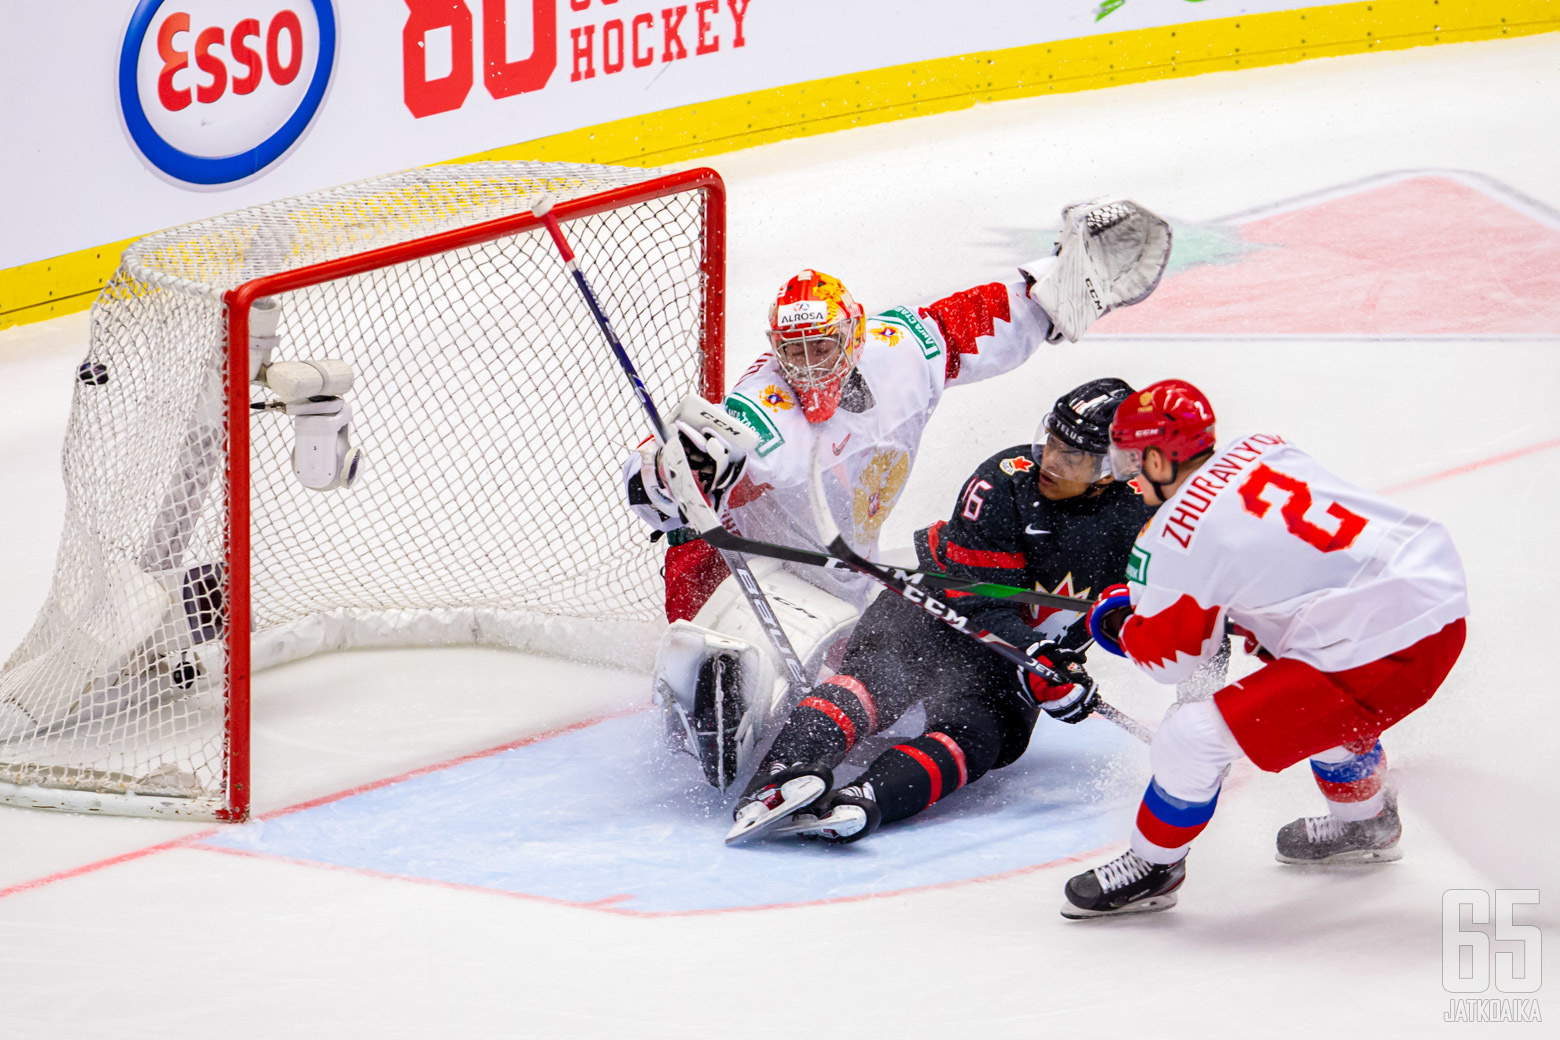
[912,444,1154,653]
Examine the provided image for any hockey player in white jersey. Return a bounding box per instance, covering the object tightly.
[1061,379,1468,918]
[625,199,1173,790]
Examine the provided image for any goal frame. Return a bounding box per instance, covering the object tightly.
[202,168,726,821]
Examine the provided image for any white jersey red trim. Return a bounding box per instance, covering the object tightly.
[1120,434,1468,680]
[626,281,1054,606]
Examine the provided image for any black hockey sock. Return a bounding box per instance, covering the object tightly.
[861,733,974,824]
[763,681,877,770]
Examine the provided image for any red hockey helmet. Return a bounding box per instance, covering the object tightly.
[1107,379,1217,481]
[766,270,865,423]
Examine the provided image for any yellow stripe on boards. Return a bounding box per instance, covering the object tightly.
[4,0,1556,329]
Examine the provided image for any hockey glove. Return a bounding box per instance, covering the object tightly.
[673,419,747,512]
[653,393,760,515]
[1227,620,1276,663]
[1021,641,1098,724]
[1088,583,1133,658]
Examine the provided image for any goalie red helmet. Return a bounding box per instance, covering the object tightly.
[1108,379,1217,481]
[766,270,865,422]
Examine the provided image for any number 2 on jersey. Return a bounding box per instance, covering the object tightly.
[1237,464,1367,552]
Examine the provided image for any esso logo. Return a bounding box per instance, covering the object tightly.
[119,0,337,186]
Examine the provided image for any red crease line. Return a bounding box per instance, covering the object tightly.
[183,836,1125,917]
[0,706,643,902]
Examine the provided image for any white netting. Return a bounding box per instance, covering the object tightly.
[0,162,718,818]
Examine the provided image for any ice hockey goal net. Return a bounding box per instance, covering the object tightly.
[0,162,725,821]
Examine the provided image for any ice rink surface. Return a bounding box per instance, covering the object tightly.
[3,34,1560,1038]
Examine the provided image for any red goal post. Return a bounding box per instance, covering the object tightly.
[0,163,726,821]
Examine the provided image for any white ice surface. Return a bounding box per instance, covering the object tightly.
[2,35,1560,1038]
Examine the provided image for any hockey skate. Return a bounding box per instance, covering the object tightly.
[772,782,883,844]
[1061,850,1186,919]
[724,762,832,845]
[1275,797,1402,864]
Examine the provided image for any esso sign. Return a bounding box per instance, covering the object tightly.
[119,0,337,186]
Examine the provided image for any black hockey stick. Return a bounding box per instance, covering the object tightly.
[695,525,1090,611]
[805,442,1152,744]
[530,195,816,752]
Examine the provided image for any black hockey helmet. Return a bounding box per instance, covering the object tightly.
[1041,378,1135,454]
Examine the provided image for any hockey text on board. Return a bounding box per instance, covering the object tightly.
[403,0,754,118]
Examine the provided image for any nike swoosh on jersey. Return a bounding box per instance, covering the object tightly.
[1025,524,1051,536]
[832,434,852,456]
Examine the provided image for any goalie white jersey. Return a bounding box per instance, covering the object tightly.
[705,281,1054,604]
[1119,434,1469,681]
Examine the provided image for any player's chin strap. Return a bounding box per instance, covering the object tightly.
[1143,463,1179,503]
[530,193,816,796]
[804,440,1152,745]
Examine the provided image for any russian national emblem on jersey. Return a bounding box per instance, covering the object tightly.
[758,384,794,412]
[866,320,903,348]
[853,448,912,544]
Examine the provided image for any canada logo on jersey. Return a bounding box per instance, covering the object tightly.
[1000,455,1035,476]
[1028,573,1091,638]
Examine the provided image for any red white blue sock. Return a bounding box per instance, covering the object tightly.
[1309,740,1387,821]
[1130,778,1220,865]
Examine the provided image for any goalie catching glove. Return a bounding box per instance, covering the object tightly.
[1021,641,1099,724]
[635,393,762,521]
[1021,197,1172,343]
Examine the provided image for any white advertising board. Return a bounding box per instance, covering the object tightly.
[0,1,1316,268]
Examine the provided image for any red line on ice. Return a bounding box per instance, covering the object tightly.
[1377,436,1560,495]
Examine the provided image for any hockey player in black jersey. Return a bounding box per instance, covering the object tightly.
[728,378,1154,845]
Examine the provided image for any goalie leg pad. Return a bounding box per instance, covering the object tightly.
[652,559,859,790]
[654,621,770,791]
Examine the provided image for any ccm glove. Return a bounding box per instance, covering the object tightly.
[650,420,749,515]
[1088,583,1133,657]
[1021,641,1099,724]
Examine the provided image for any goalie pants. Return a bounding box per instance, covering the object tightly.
[762,593,1040,826]
[663,537,730,622]
[1131,617,1466,864]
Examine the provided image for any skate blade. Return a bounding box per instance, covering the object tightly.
[724,775,828,846]
[770,805,866,840]
[1060,892,1179,920]
[1276,845,1403,865]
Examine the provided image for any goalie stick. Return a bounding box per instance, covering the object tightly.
[805,441,1153,745]
[530,194,816,786]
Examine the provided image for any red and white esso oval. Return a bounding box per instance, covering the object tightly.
[119,0,338,186]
